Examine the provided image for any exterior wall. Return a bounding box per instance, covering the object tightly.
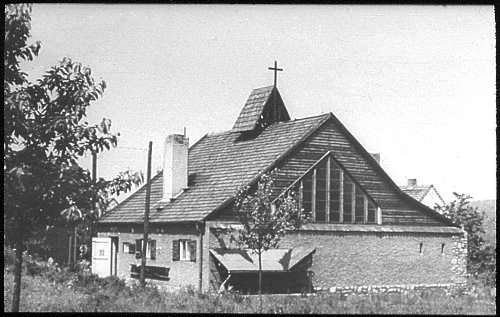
[279,229,467,290]
[207,225,468,291]
[270,119,446,226]
[97,223,202,290]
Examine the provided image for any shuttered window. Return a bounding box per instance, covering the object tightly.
[123,242,136,254]
[150,240,156,260]
[172,240,180,261]
[172,239,196,262]
[297,153,380,224]
[135,239,156,259]
[188,240,197,262]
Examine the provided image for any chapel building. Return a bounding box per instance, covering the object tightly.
[94,81,467,294]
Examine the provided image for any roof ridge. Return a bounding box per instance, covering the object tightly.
[287,112,331,122]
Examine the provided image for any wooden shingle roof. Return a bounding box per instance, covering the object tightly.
[100,114,330,223]
[232,86,290,132]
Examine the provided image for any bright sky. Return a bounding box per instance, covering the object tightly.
[24,4,496,202]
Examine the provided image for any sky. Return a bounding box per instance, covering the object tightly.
[23,4,496,202]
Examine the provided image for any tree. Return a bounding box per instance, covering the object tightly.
[436,192,496,286]
[233,170,307,311]
[4,4,142,311]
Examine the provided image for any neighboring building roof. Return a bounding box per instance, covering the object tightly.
[100,113,330,223]
[231,86,290,133]
[209,247,315,273]
[400,184,445,206]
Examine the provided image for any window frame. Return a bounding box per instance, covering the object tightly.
[275,151,381,225]
[135,239,156,260]
[173,239,196,262]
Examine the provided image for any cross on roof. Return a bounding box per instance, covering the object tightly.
[268,60,283,87]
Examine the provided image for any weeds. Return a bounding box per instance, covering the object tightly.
[3,255,496,314]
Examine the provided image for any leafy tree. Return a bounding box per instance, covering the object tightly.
[436,192,496,286]
[4,4,142,311]
[233,170,306,311]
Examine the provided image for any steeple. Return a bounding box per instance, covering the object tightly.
[231,86,290,133]
[232,61,290,133]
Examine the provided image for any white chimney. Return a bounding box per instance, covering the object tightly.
[162,134,189,201]
[407,178,417,187]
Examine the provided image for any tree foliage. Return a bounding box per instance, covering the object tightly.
[233,170,307,306]
[234,170,306,255]
[4,4,143,311]
[4,3,142,242]
[436,192,496,286]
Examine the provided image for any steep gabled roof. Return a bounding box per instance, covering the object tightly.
[100,114,330,223]
[232,86,290,132]
[100,86,454,227]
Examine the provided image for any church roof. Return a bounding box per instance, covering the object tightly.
[100,85,454,226]
[231,86,290,132]
[100,112,330,223]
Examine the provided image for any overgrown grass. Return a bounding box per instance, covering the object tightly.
[3,265,496,314]
[3,248,496,313]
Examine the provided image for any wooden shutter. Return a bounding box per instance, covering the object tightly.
[172,240,180,261]
[188,240,196,262]
[135,239,142,259]
[129,242,136,254]
[150,240,156,260]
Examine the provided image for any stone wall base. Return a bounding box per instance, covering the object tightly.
[316,283,467,296]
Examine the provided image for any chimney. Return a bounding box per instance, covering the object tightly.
[371,153,380,164]
[162,134,189,201]
[407,178,417,187]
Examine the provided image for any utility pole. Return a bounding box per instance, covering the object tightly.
[88,151,97,262]
[140,141,153,286]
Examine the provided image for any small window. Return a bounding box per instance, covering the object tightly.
[441,243,445,254]
[419,242,423,254]
[123,242,136,254]
[135,239,156,259]
[173,239,196,262]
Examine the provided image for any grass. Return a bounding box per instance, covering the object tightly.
[3,267,496,314]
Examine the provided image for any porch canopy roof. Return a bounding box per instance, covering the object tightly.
[209,247,315,273]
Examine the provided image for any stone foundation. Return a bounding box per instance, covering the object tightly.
[318,282,467,296]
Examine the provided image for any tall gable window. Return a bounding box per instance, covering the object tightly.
[295,154,379,224]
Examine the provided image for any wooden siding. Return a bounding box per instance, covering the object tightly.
[269,120,445,226]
